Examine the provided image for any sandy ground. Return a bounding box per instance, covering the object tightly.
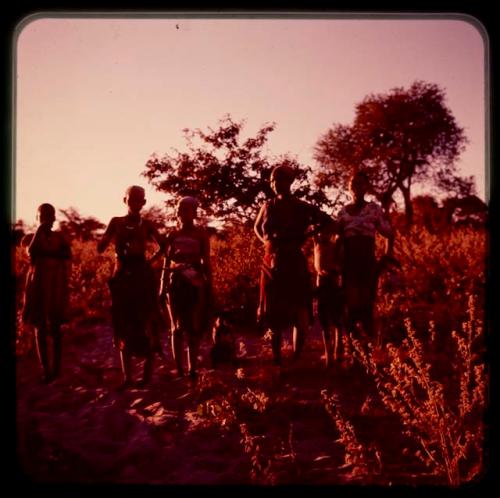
[16,320,429,486]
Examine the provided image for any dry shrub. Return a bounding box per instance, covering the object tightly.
[321,390,382,482]
[351,294,486,486]
[377,225,485,342]
[210,223,262,321]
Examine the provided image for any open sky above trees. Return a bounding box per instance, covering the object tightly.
[15,15,487,226]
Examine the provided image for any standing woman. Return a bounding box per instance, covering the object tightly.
[254,165,333,366]
[22,203,71,383]
[337,171,394,342]
[97,186,164,389]
[159,196,213,379]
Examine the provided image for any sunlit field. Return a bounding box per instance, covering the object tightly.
[15,216,487,486]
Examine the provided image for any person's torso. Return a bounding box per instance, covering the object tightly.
[114,216,151,259]
[262,197,313,246]
[338,201,382,238]
[29,230,68,265]
[168,228,204,266]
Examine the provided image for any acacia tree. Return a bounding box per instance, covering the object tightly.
[142,115,329,225]
[314,81,472,225]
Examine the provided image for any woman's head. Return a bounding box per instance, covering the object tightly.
[176,196,199,224]
[270,165,296,195]
[350,171,370,200]
[37,203,56,227]
[124,186,146,214]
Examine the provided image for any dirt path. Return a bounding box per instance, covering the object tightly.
[16,321,426,485]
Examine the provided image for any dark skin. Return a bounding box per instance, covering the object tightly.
[98,189,164,389]
[313,225,343,368]
[347,175,394,256]
[342,175,394,344]
[255,172,334,365]
[29,205,70,383]
[160,202,213,378]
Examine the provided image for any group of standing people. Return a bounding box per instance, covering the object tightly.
[21,166,395,387]
[255,166,394,368]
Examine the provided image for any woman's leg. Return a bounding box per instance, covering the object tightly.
[187,281,210,378]
[292,307,309,361]
[187,330,201,378]
[171,325,184,376]
[51,323,62,379]
[318,297,334,367]
[119,350,133,387]
[34,324,50,382]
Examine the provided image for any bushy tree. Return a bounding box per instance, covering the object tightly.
[314,81,471,225]
[58,207,105,241]
[143,115,329,225]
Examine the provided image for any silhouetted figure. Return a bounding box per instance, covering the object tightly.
[337,171,394,343]
[22,203,71,383]
[254,165,333,366]
[160,196,213,379]
[210,313,236,368]
[313,227,344,367]
[97,186,164,389]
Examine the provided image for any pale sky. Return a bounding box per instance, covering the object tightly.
[14,15,487,226]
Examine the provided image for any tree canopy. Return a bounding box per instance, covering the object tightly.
[58,208,105,241]
[143,115,329,225]
[314,81,472,225]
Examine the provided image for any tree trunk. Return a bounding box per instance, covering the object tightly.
[378,185,397,216]
[401,186,414,227]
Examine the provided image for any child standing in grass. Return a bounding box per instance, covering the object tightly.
[97,186,164,389]
[159,196,213,379]
[313,226,344,367]
[22,203,71,383]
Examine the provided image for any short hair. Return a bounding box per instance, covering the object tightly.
[37,203,55,216]
[270,164,297,185]
[351,170,370,184]
[125,185,145,198]
[177,196,199,210]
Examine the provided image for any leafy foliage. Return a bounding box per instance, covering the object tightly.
[143,115,330,225]
[314,81,471,224]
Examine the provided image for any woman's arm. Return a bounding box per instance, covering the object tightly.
[253,204,267,244]
[148,222,166,263]
[201,231,214,295]
[97,218,117,254]
[307,203,337,240]
[159,233,172,299]
[27,224,50,259]
[375,206,395,257]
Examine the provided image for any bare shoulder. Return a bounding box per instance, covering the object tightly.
[106,216,125,233]
[107,216,125,229]
[165,227,179,243]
